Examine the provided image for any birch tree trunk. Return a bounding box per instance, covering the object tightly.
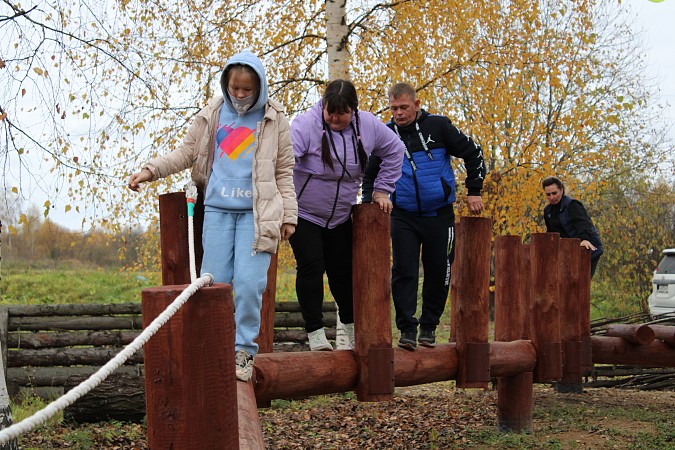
[0,343,19,450]
[326,0,350,80]
[326,0,351,349]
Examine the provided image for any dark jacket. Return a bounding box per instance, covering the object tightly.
[544,195,603,259]
[362,109,485,216]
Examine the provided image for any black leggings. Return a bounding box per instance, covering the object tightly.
[289,218,354,332]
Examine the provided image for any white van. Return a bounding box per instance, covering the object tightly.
[648,248,675,317]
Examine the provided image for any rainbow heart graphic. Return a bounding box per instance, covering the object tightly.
[217,124,255,160]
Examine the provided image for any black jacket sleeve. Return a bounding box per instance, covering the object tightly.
[361,155,382,203]
[443,118,485,196]
[567,200,597,242]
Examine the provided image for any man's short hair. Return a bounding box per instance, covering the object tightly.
[388,82,416,100]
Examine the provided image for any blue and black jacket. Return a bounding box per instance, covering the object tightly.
[362,109,485,216]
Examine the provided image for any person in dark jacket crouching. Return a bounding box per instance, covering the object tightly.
[542,176,603,278]
[362,82,486,351]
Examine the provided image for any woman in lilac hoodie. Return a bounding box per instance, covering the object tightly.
[289,79,404,351]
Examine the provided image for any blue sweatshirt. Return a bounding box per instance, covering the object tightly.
[205,50,268,211]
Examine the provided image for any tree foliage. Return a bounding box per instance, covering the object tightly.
[1,0,673,307]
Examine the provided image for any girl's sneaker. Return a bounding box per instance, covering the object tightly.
[235,350,254,382]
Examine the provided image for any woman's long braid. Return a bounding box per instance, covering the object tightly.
[354,111,367,172]
[321,120,335,171]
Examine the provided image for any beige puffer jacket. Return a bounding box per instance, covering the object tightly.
[144,96,297,254]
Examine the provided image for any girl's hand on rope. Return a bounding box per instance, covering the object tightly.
[128,168,152,191]
[281,223,296,240]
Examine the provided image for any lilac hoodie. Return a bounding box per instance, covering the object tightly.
[291,101,404,228]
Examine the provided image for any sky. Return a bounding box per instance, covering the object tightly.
[624,0,675,126]
[6,0,675,231]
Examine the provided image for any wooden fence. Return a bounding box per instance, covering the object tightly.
[0,300,336,420]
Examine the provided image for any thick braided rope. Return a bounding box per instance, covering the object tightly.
[0,273,214,445]
[185,182,199,283]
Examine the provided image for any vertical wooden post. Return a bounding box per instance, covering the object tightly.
[455,216,492,388]
[353,204,394,402]
[529,233,562,383]
[256,253,277,408]
[158,192,204,286]
[556,238,582,393]
[257,253,278,355]
[449,221,461,343]
[494,235,533,433]
[578,247,593,375]
[519,243,532,340]
[143,284,238,450]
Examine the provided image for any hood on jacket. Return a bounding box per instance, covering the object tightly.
[220,50,269,115]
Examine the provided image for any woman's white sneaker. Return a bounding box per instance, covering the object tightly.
[308,328,333,351]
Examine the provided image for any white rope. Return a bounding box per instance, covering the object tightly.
[188,215,197,283]
[0,273,214,445]
[184,182,199,283]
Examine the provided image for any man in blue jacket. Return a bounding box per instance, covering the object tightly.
[363,82,485,350]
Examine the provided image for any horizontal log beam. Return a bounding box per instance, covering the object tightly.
[274,329,335,343]
[253,351,358,402]
[274,302,336,313]
[254,341,538,400]
[605,324,655,346]
[7,303,141,317]
[10,316,143,332]
[8,330,140,349]
[7,365,143,387]
[63,372,145,423]
[7,301,331,317]
[8,347,144,367]
[238,381,265,449]
[490,341,538,377]
[394,345,457,387]
[591,336,675,367]
[651,325,675,347]
[273,312,336,328]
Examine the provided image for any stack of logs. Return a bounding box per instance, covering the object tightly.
[0,301,336,422]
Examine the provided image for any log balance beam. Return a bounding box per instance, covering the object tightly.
[143,193,675,449]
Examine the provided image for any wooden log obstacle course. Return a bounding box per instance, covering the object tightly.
[143,192,675,448]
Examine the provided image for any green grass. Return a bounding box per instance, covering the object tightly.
[0,260,159,305]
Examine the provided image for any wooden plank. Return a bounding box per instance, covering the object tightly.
[9,315,143,331]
